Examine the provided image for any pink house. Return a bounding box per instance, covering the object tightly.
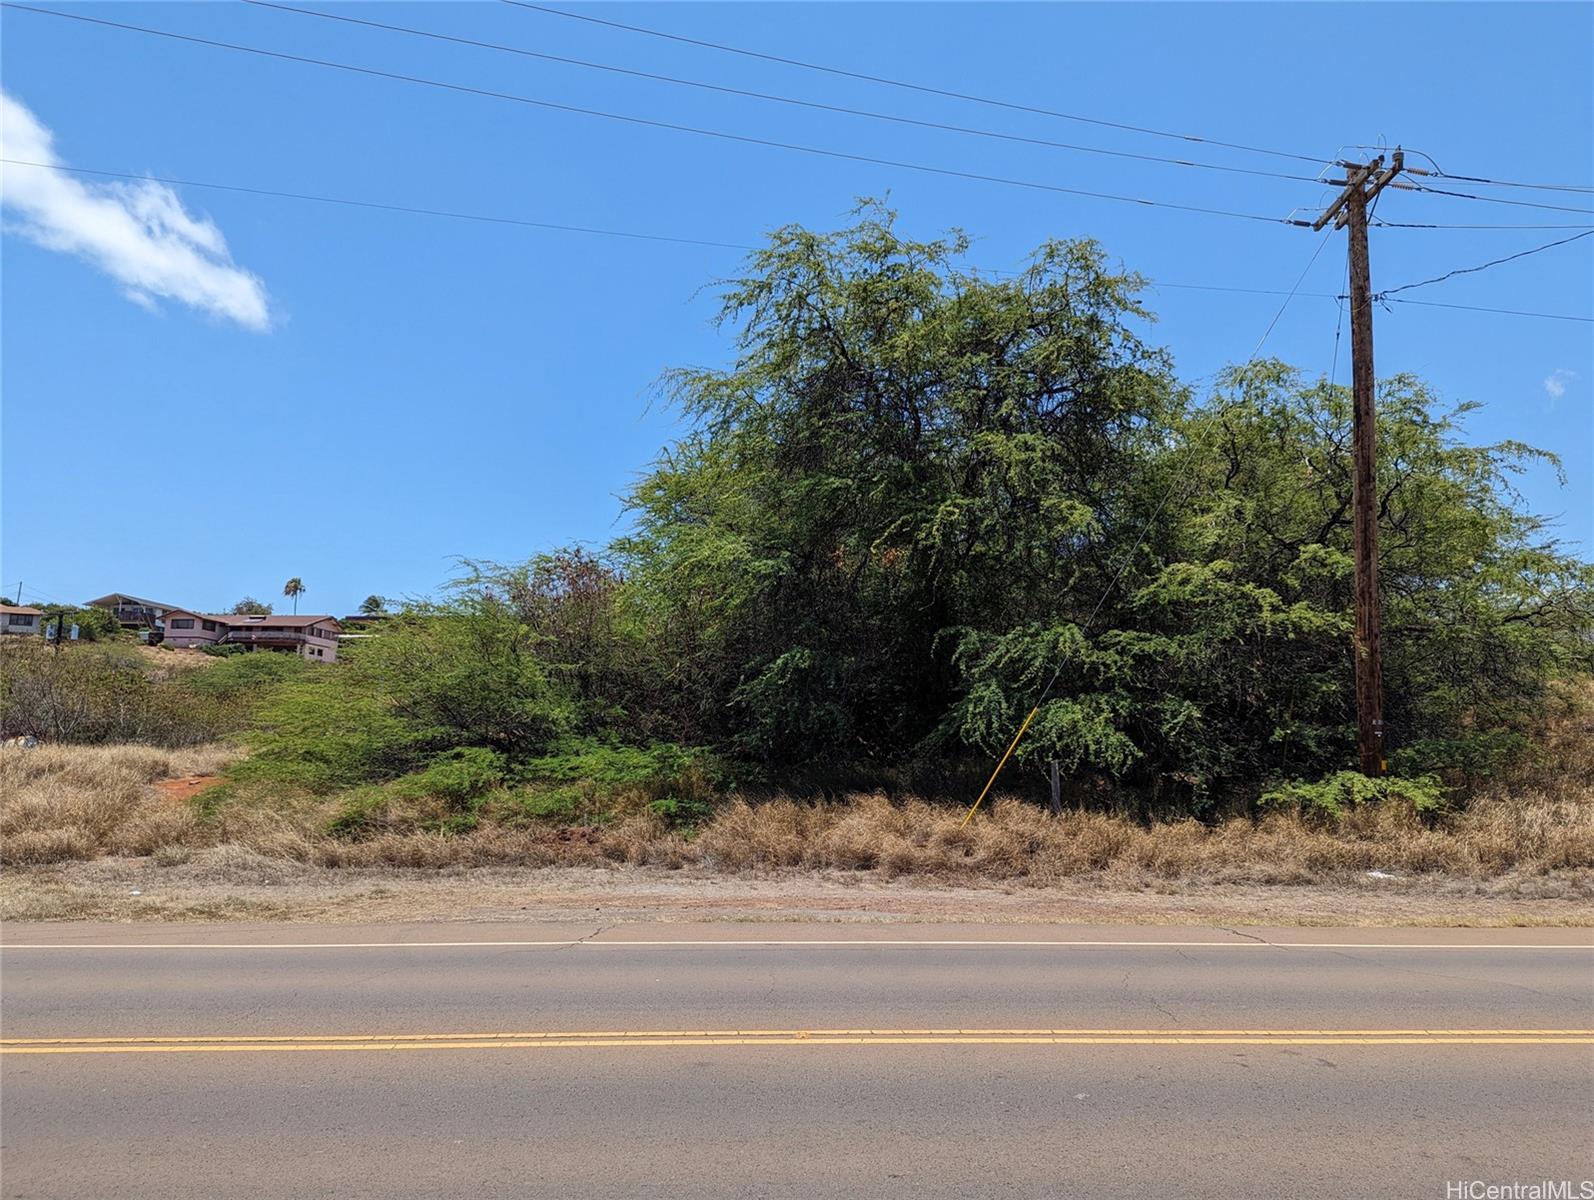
[162,611,343,662]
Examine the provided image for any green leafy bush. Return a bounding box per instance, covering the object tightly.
[0,642,285,747]
[649,794,717,833]
[521,738,697,788]
[391,748,508,803]
[44,607,123,643]
[489,786,586,825]
[325,787,392,839]
[1260,772,1448,821]
[235,679,430,793]
[612,210,1592,804]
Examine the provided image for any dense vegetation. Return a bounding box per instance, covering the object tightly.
[4,211,1590,839]
[607,212,1592,811]
[0,643,303,746]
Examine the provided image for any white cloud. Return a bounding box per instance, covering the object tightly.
[0,90,269,330]
[1544,369,1576,401]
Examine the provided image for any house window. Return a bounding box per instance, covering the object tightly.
[170,618,195,630]
[7,614,36,627]
[202,620,218,632]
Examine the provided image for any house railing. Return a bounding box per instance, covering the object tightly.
[224,628,311,643]
[107,606,164,625]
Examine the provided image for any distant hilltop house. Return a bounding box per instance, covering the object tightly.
[83,593,182,631]
[0,604,44,636]
[161,612,343,662]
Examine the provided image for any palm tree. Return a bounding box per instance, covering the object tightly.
[359,594,387,616]
[283,577,306,615]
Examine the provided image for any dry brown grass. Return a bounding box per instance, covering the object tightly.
[691,790,1594,884]
[4,681,1592,893]
[0,743,239,865]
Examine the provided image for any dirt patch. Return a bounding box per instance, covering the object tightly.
[3,856,1590,927]
[152,775,224,803]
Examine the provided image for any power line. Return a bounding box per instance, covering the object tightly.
[0,158,1331,272]
[1427,172,1594,196]
[1373,219,1594,231]
[0,159,1331,295]
[1150,281,1336,299]
[14,5,1587,236]
[1382,297,1594,324]
[501,0,1335,168]
[243,0,1328,188]
[1376,230,1594,299]
[1328,243,1349,388]
[3,583,71,606]
[11,158,1587,323]
[1406,165,1594,196]
[1403,181,1594,218]
[1341,149,1594,196]
[0,4,1302,228]
[0,158,760,250]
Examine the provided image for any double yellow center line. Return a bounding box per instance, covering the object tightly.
[4,1028,1590,1055]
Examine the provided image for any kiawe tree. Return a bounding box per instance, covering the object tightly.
[620,206,1181,776]
[619,206,1593,806]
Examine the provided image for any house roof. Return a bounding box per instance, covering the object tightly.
[1,604,44,617]
[202,613,342,630]
[161,610,223,624]
[84,593,180,610]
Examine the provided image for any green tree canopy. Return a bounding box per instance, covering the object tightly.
[616,209,1593,805]
[621,207,1177,771]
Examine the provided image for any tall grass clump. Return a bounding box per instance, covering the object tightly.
[0,742,238,864]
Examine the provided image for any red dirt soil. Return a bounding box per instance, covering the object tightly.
[153,776,224,802]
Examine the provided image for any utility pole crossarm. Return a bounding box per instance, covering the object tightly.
[1313,159,1380,231]
[1335,152,1405,229]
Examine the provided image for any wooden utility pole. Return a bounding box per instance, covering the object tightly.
[1313,152,1403,776]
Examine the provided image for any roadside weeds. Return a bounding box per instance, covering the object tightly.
[2,742,1591,926]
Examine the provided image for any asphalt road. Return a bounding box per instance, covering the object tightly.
[3,922,1591,1199]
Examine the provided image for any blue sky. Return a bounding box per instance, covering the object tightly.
[3,1,1590,617]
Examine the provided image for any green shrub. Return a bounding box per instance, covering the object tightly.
[325,787,395,839]
[391,748,508,803]
[242,602,576,794]
[48,607,122,643]
[236,679,431,793]
[515,786,587,821]
[190,781,237,822]
[649,794,717,833]
[0,642,243,746]
[522,738,698,788]
[1260,771,1448,821]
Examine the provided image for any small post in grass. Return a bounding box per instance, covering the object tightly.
[1048,759,1062,817]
